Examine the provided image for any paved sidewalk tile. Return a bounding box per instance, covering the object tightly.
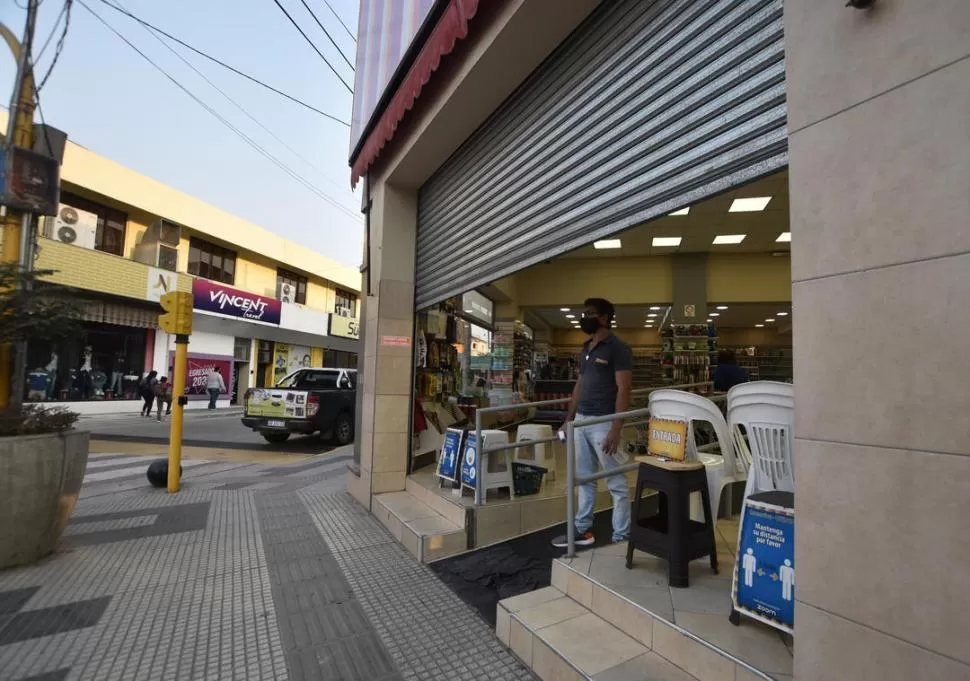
[0,451,535,681]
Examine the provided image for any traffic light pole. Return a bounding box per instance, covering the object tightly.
[0,3,39,410]
[167,333,189,493]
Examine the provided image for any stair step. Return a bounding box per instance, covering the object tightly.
[497,560,776,681]
[498,585,699,681]
[373,490,466,563]
[405,474,468,528]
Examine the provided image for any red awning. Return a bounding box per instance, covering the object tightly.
[351,0,482,188]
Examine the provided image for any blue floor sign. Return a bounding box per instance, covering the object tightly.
[460,432,479,489]
[733,498,795,632]
[437,428,464,482]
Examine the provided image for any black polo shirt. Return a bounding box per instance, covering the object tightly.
[577,334,633,416]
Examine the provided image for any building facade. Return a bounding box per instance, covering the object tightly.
[346,2,970,680]
[3,112,361,414]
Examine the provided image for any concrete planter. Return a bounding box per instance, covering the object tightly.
[0,430,90,569]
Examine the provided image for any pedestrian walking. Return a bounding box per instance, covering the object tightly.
[154,376,173,421]
[205,366,226,410]
[139,370,158,417]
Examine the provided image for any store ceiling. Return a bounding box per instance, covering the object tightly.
[528,302,792,330]
[561,170,790,258]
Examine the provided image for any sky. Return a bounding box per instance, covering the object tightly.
[0,0,364,268]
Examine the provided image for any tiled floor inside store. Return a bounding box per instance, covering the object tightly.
[559,515,794,680]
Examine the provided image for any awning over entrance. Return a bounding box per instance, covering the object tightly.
[79,299,161,329]
[350,0,483,187]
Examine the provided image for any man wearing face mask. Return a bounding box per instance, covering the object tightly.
[552,298,633,548]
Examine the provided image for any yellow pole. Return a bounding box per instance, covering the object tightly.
[0,21,37,410]
[167,336,189,492]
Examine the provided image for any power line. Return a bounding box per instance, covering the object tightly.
[36,0,72,91]
[95,0,348,126]
[117,0,352,202]
[319,0,356,43]
[35,0,68,62]
[296,0,353,71]
[270,0,353,94]
[76,0,362,222]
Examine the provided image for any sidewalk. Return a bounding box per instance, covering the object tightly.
[0,449,535,681]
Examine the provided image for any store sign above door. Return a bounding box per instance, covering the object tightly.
[192,279,282,325]
[330,314,360,339]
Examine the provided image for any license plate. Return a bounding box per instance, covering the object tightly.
[266,420,285,428]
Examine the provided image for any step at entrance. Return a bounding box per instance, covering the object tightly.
[373,489,466,563]
[496,560,776,681]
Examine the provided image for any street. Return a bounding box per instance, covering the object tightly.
[80,407,337,453]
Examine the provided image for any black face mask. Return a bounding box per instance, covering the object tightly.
[579,315,601,335]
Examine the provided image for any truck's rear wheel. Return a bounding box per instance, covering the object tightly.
[334,413,354,446]
[262,432,291,444]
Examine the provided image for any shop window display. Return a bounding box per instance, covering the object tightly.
[24,322,148,402]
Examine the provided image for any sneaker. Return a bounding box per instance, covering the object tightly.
[551,530,595,548]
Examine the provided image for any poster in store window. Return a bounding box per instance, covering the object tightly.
[437,428,465,482]
[170,352,233,400]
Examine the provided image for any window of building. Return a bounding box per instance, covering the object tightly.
[277,268,307,304]
[335,288,358,317]
[188,237,236,284]
[60,192,127,256]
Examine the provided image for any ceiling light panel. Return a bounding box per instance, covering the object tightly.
[729,196,772,212]
[776,232,792,243]
[669,207,690,216]
[652,237,682,247]
[712,234,746,245]
[593,239,622,250]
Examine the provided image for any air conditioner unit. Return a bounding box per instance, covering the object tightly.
[134,241,178,272]
[335,306,351,318]
[46,204,98,250]
[279,282,295,303]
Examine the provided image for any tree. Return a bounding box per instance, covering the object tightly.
[0,262,82,434]
[0,262,83,346]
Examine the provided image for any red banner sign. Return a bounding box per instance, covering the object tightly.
[170,353,234,397]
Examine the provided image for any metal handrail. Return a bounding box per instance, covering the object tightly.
[564,391,727,557]
[472,381,716,504]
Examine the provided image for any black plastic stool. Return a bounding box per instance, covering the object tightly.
[625,459,718,588]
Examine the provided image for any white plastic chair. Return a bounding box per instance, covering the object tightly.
[727,385,795,497]
[648,389,744,521]
[514,424,557,483]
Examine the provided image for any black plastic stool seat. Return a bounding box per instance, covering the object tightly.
[625,459,718,588]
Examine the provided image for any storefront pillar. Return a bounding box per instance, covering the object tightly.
[786,2,970,678]
[670,254,708,324]
[350,180,418,508]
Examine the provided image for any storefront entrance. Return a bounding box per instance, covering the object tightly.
[400,168,794,678]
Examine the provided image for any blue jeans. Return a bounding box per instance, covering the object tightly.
[574,415,630,542]
[207,389,220,409]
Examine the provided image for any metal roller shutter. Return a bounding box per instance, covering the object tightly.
[415,0,787,309]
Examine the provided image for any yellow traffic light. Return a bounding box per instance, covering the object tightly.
[159,291,193,335]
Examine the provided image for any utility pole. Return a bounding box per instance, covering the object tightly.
[0,1,39,410]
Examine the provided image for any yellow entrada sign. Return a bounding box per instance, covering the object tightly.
[647,417,689,461]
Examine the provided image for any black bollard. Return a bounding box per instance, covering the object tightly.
[147,458,182,488]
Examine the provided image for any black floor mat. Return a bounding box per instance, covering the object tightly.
[430,510,619,626]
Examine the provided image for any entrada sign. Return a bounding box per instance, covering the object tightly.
[647,417,689,461]
[192,279,282,325]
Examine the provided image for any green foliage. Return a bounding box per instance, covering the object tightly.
[0,263,83,435]
[0,262,83,346]
[0,403,79,436]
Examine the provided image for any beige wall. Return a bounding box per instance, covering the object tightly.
[786,2,970,679]
[55,180,350,314]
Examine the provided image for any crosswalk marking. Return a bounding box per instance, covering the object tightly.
[83,456,213,482]
[84,456,157,471]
